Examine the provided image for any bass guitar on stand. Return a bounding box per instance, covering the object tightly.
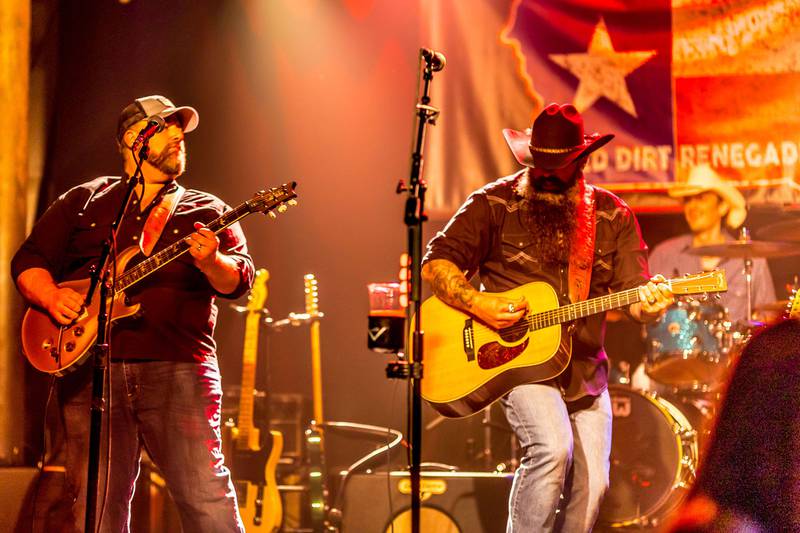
[224,269,283,532]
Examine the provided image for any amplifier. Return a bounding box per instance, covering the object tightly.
[340,471,512,533]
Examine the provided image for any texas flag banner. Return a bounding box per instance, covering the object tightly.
[420,0,800,213]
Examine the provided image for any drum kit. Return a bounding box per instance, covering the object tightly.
[599,221,800,530]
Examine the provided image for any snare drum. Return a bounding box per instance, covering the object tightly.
[598,385,698,528]
[645,300,731,390]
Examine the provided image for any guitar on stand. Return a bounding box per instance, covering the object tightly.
[300,274,331,532]
[225,268,284,532]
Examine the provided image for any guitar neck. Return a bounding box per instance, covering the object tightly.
[529,286,642,330]
[237,311,261,446]
[115,203,251,292]
[310,321,324,424]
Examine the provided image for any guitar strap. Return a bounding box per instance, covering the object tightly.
[568,180,596,303]
[139,183,186,256]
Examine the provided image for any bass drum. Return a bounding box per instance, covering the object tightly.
[598,385,698,528]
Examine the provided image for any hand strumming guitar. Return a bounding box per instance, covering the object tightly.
[422,258,528,330]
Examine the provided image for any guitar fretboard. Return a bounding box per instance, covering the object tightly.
[528,287,641,331]
[237,311,261,446]
[114,204,250,292]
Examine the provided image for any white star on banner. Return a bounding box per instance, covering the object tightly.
[549,18,656,118]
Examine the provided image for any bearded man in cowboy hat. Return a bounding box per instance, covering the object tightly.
[648,164,775,324]
[422,103,673,532]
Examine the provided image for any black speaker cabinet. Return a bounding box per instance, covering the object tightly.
[341,471,512,533]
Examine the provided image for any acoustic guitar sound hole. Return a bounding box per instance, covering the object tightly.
[498,317,528,343]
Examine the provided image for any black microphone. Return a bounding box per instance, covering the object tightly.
[420,47,446,72]
[131,115,165,152]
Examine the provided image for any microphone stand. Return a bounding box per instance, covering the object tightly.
[84,142,148,533]
[396,49,443,533]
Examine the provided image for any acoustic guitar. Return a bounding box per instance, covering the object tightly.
[225,268,283,532]
[21,183,297,375]
[417,271,728,418]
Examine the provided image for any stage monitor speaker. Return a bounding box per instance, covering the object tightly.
[0,467,39,532]
[340,471,512,533]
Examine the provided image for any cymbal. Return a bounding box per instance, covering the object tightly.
[754,300,790,312]
[686,240,800,258]
[755,219,800,242]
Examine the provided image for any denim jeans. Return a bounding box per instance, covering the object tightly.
[500,383,612,532]
[58,359,244,533]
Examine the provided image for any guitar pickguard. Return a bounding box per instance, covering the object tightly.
[477,338,530,369]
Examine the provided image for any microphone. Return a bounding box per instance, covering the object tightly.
[420,47,446,72]
[131,115,165,153]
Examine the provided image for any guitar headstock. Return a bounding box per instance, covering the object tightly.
[247,182,298,219]
[304,274,320,317]
[247,269,270,312]
[668,270,728,295]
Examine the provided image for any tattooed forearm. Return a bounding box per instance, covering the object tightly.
[422,259,478,311]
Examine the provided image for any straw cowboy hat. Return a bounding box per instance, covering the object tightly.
[669,165,747,229]
[502,103,614,170]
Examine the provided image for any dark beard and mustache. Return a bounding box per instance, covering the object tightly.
[517,169,580,266]
[148,142,186,177]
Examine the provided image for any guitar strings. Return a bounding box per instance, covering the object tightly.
[468,288,641,343]
[466,277,718,344]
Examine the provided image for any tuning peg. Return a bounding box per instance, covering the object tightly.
[287,199,298,206]
[277,204,288,213]
[268,211,277,219]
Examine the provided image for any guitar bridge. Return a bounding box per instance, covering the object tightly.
[463,318,475,361]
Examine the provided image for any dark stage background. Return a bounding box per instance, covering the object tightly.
[25,0,798,475]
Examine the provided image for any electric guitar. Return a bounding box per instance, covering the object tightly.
[417,271,728,418]
[301,274,329,533]
[226,269,283,532]
[21,183,298,375]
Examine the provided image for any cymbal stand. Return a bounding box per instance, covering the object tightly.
[740,227,754,321]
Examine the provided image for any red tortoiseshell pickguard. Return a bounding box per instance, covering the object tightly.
[477,339,529,369]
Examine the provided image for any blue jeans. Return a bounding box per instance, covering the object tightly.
[58,359,244,533]
[500,383,612,532]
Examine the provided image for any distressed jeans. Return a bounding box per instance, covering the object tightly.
[58,358,244,533]
[501,383,612,532]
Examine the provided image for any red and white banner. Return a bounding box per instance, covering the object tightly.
[421,0,800,212]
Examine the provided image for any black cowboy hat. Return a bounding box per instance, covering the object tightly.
[503,103,614,170]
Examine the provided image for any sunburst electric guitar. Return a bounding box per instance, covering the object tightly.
[226,269,283,532]
[418,271,728,418]
[21,183,298,375]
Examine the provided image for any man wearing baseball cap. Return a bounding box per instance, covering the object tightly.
[12,95,253,532]
[421,103,673,532]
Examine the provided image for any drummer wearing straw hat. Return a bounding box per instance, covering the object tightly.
[649,164,776,324]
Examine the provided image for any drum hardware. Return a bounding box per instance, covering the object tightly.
[644,298,733,391]
[688,227,800,323]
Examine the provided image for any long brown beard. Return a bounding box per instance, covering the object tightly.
[517,169,581,266]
